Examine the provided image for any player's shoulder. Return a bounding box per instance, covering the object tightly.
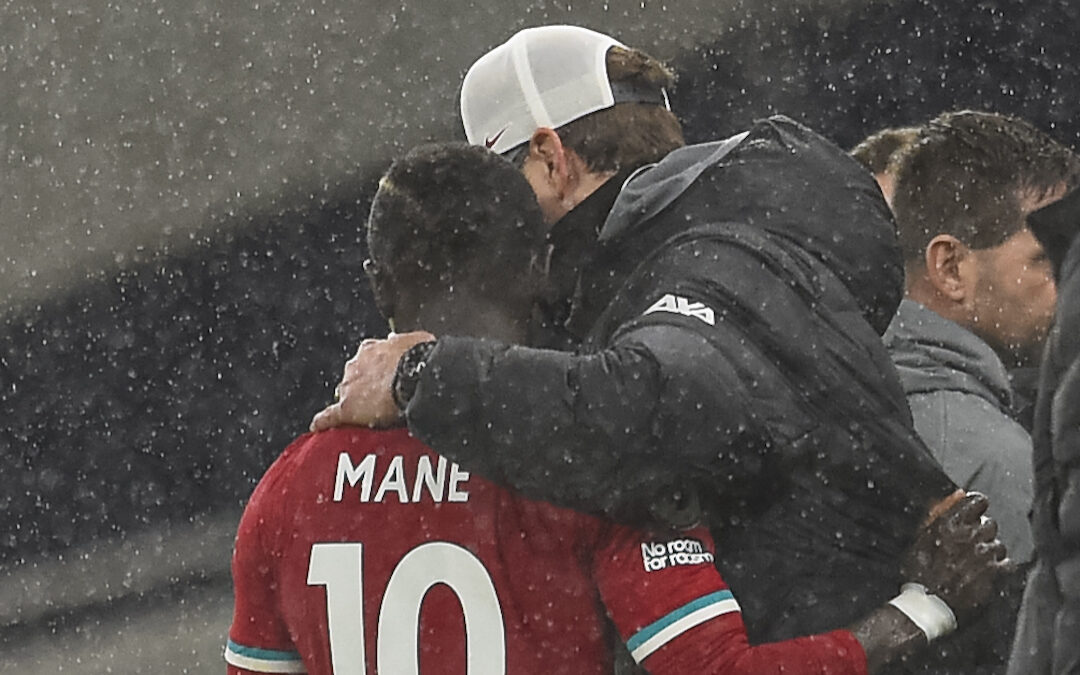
[251,427,420,502]
[278,426,419,468]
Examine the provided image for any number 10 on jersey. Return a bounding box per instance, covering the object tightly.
[307,542,507,674]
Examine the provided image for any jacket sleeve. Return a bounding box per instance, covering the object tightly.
[906,390,1035,563]
[402,324,755,525]
[404,234,955,527]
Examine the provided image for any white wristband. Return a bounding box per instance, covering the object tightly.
[887,582,958,642]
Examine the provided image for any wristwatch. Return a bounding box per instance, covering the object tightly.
[391,340,437,410]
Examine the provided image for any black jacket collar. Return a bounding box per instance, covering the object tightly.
[536,168,638,345]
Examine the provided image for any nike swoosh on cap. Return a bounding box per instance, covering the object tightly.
[484,128,507,149]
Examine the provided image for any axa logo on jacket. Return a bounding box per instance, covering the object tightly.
[644,294,716,326]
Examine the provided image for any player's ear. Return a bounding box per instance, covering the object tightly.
[924,234,974,303]
[364,258,396,322]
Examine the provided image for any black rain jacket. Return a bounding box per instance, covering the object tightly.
[403,116,957,641]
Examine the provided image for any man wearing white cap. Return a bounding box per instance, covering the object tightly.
[313,25,1006,672]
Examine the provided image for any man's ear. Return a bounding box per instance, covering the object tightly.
[528,128,574,198]
[364,258,396,322]
[924,234,973,302]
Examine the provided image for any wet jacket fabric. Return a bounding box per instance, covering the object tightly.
[885,299,1035,562]
[1008,191,1080,675]
[404,116,957,641]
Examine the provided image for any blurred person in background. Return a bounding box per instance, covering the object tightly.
[226,142,1005,675]
[886,110,1080,566]
[1007,186,1080,675]
[882,110,1080,673]
[850,125,921,205]
[311,26,1004,673]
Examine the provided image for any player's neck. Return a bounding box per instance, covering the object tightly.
[396,293,531,344]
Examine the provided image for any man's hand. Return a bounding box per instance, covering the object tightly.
[849,493,1012,672]
[922,488,966,527]
[309,331,436,432]
[902,492,1012,615]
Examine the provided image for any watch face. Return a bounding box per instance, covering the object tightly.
[393,342,434,407]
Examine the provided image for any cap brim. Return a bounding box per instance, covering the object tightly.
[1029,187,1080,280]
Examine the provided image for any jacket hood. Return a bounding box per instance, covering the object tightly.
[884,299,1014,412]
[600,116,904,335]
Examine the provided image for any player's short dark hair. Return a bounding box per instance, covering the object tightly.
[849,126,921,174]
[556,46,686,173]
[891,110,1080,265]
[366,142,546,301]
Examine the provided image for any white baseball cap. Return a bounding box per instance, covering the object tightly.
[460,25,670,155]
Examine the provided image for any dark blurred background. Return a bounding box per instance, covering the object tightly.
[2,0,1078,671]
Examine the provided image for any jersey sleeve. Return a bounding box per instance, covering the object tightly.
[593,525,868,675]
[225,449,306,674]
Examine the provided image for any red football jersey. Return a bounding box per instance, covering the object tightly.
[226,427,866,675]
